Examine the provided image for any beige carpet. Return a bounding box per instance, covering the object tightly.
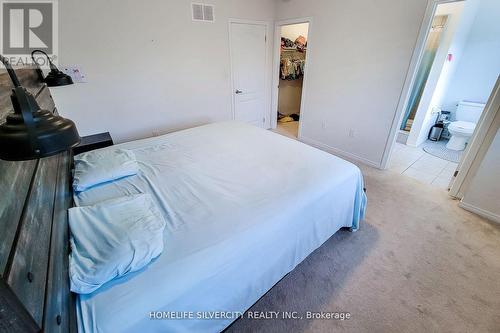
[226,164,500,333]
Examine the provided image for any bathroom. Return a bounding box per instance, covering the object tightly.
[390,0,500,189]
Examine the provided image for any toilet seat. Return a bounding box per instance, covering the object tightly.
[448,121,476,135]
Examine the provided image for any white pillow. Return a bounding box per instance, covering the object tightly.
[73,149,139,192]
[68,194,166,294]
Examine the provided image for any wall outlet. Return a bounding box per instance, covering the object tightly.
[62,65,87,83]
[322,121,327,129]
[348,129,356,138]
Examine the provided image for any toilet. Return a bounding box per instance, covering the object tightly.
[446,101,485,151]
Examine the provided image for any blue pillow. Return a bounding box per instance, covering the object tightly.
[68,194,166,294]
[73,149,139,192]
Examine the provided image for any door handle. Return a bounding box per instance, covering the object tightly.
[235,90,243,94]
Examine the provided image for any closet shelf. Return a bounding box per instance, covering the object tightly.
[282,47,307,51]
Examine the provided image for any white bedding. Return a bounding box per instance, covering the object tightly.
[74,122,367,333]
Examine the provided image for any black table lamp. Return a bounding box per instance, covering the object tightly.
[0,55,80,161]
[31,50,74,87]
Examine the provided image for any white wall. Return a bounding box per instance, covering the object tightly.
[53,0,275,143]
[461,128,500,222]
[441,0,500,114]
[274,0,428,166]
[459,78,500,222]
[281,23,309,41]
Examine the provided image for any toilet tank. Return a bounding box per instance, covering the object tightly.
[456,101,485,123]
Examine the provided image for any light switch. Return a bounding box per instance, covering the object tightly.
[62,65,87,83]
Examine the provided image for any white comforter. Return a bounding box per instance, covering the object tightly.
[74,122,367,333]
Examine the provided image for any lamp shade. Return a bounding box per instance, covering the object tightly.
[1,54,80,160]
[0,86,80,161]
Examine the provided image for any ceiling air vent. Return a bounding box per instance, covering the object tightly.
[192,3,215,22]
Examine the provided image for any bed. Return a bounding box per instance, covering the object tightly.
[73,121,367,333]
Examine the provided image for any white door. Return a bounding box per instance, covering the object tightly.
[230,22,267,127]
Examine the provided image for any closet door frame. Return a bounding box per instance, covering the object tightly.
[271,17,314,139]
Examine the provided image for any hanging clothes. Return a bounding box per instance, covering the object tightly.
[280,36,306,80]
[280,58,305,80]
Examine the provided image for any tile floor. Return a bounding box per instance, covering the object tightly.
[274,121,299,139]
[389,142,458,190]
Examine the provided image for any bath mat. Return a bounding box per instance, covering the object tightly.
[422,140,463,163]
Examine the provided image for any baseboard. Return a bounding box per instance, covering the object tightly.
[459,201,500,224]
[299,136,381,169]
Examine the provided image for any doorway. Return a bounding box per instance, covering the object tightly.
[229,21,268,127]
[386,0,500,191]
[272,20,310,139]
[400,15,448,133]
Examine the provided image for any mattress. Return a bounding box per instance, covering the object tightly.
[74,122,367,333]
